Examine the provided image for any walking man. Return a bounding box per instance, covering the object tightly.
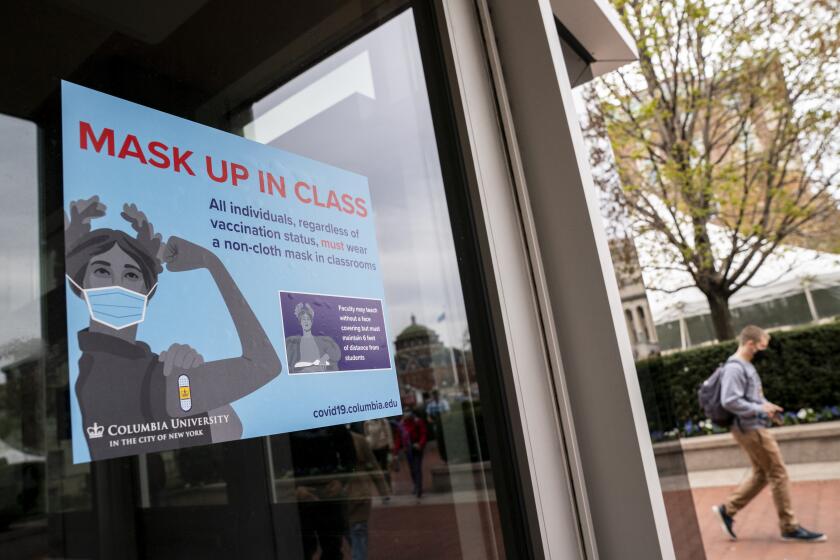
[394,407,427,500]
[713,325,826,542]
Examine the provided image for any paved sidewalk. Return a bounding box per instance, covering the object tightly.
[691,478,839,559]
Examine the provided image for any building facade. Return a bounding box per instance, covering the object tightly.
[610,238,659,359]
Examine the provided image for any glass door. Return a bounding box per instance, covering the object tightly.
[0,2,530,558]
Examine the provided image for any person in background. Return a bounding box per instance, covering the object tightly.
[363,418,393,486]
[394,407,427,500]
[346,424,390,560]
[424,389,450,461]
[712,325,826,543]
[425,389,450,417]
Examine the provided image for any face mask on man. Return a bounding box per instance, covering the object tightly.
[66,275,157,330]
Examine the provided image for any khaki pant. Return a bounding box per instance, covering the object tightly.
[724,427,798,532]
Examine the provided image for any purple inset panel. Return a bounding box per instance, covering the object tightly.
[279,291,392,374]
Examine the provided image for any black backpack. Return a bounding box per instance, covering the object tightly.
[697,360,740,427]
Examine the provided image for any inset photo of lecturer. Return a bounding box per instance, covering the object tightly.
[279,291,392,375]
[284,301,341,373]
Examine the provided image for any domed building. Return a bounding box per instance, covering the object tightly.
[394,315,470,396]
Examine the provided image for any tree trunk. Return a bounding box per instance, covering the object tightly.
[706,290,735,341]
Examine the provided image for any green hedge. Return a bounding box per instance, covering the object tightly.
[440,402,489,464]
[636,322,840,434]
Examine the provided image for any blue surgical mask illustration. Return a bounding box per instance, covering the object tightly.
[66,275,157,330]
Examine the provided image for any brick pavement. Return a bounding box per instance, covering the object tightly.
[689,480,839,559]
[364,441,505,559]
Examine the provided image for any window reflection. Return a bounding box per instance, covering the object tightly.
[0,114,49,551]
[249,11,502,559]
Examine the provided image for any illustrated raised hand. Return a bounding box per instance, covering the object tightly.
[159,343,205,377]
[64,195,107,250]
[163,236,215,272]
[121,203,162,243]
[121,203,165,265]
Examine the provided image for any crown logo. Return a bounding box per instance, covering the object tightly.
[86,422,105,439]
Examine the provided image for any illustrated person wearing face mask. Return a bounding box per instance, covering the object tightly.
[64,196,281,460]
[712,325,826,543]
[285,302,340,373]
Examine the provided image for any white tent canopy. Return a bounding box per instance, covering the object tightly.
[635,227,840,324]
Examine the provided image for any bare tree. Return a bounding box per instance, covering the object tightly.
[585,0,840,340]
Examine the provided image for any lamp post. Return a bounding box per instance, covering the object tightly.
[436,312,461,388]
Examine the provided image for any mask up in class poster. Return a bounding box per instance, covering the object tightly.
[61,81,399,463]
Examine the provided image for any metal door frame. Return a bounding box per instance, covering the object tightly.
[431,1,676,558]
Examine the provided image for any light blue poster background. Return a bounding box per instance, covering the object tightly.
[62,82,400,463]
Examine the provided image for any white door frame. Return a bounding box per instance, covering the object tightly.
[433,1,676,558]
